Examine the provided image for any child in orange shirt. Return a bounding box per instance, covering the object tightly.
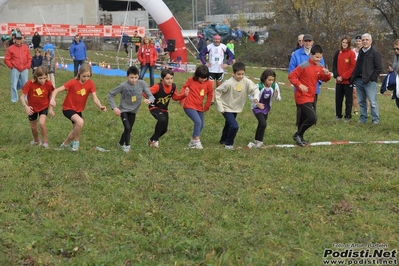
[20,66,55,148]
[180,65,213,149]
[50,64,107,151]
[147,68,189,148]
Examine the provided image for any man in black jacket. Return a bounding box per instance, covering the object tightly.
[350,33,382,124]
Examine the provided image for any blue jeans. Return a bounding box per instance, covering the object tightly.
[220,112,238,146]
[139,63,155,86]
[10,68,28,102]
[354,78,379,123]
[184,108,204,138]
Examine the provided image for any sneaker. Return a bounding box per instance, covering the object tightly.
[219,140,226,145]
[336,117,342,121]
[147,139,152,147]
[123,145,130,153]
[354,111,359,115]
[42,142,49,149]
[299,135,308,145]
[225,145,234,150]
[60,142,72,150]
[189,141,203,149]
[372,121,379,125]
[30,140,41,145]
[71,141,79,151]
[344,118,351,123]
[293,134,306,147]
[255,141,264,148]
[150,141,159,148]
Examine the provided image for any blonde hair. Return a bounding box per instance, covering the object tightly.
[76,63,92,79]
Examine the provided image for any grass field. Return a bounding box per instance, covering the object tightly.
[1,48,398,265]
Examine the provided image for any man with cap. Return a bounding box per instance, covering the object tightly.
[350,33,382,124]
[198,34,235,102]
[288,34,325,125]
[4,32,32,102]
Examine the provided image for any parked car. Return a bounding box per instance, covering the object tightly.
[257,31,269,44]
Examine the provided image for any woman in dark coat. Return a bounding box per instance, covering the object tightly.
[32,31,41,49]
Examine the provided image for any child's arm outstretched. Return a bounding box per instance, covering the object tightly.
[91,92,107,112]
[50,85,66,107]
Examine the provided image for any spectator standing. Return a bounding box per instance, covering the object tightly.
[196,34,207,58]
[131,31,142,53]
[4,32,32,103]
[350,33,382,124]
[43,38,55,58]
[31,48,43,74]
[288,34,304,64]
[42,50,56,87]
[2,35,11,50]
[332,35,356,122]
[352,35,363,115]
[253,31,259,43]
[32,31,41,49]
[69,35,88,77]
[137,36,158,86]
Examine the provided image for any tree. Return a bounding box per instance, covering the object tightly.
[364,0,399,39]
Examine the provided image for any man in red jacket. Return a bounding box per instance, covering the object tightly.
[4,32,32,103]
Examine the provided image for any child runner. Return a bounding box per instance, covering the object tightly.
[147,68,189,148]
[50,63,107,151]
[108,66,155,153]
[288,45,331,146]
[20,66,55,148]
[215,62,260,150]
[180,65,213,149]
[248,69,281,148]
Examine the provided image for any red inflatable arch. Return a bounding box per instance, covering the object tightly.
[137,0,187,62]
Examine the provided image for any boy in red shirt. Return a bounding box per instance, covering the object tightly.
[20,66,55,148]
[288,45,331,146]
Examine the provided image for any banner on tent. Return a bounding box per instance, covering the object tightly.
[0,23,145,37]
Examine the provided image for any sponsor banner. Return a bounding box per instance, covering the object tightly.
[0,23,144,37]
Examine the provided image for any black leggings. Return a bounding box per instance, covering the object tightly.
[296,102,317,137]
[119,112,136,146]
[150,108,169,141]
[254,112,268,142]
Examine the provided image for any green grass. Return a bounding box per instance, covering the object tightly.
[1,49,398,265]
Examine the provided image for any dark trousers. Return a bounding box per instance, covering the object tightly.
[296,102,317,137]
[297,94,318,125]
[150,108,169,141]
[73,59,85,77]
[335,83,353,119]
[254,112,268,142]
[220,112,238,146]
[119,112,136,146]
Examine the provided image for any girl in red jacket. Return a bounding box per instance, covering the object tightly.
[180,65,213,149]
[138,36,158,86]
[332,35,356,122]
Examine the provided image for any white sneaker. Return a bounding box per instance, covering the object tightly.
[30,140,41,145]
[255,141,264,148]
[189,141,203,149]
[71,141,79,151]
[225,145,234,150]
[150,141,159,148]
[42,142,49,149]
[123,145,130,153]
